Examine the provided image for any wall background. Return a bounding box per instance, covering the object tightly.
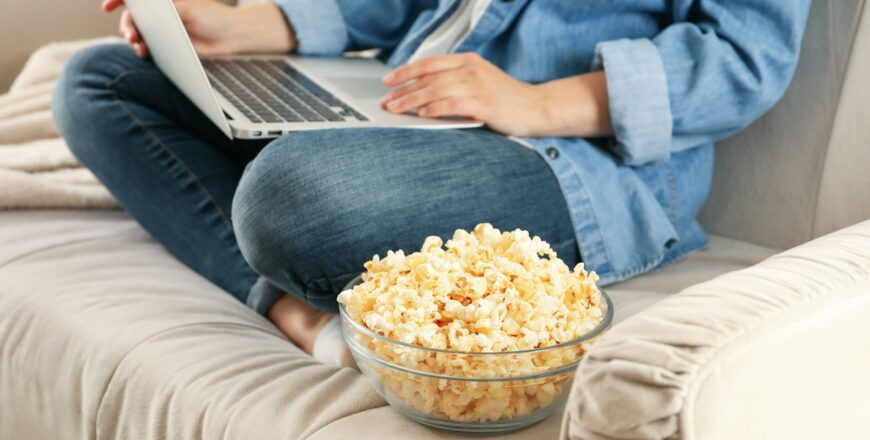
[0,0,120,92]
[0,0,246,92]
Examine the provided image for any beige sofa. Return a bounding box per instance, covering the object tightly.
[1,0,869,439]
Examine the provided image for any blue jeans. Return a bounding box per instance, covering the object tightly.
[52,44,578,315]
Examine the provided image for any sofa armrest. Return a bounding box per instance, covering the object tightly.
[562,220,870,440]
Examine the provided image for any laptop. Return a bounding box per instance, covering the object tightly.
[125,0,483,140]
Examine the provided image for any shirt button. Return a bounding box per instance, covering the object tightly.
[546,147,560,159]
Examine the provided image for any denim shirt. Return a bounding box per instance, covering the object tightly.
[274,0,811,285]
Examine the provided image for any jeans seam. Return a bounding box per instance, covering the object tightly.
[105,68,161,89]
[106,69,236,234]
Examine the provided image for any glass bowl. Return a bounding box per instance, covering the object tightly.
[339,276,613,433]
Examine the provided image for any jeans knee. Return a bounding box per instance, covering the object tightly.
[232,135,368,296]
[233,142,310,277]
[52,44,139,161]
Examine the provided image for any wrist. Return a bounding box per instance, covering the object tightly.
[531,83,561,136]
[532,72,613,138]
[231,3,296,54]
[518,82,567,137]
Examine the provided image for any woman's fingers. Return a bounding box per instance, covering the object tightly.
[417,97,487,119]
[380,76,432,105]
[383,63,499,114]
[382,53,483,87]
[382,70,478,113]
[120,10,134,38]
[385,83,472,114]
[106,0,151,59]
[380,71,456,106]
[382,69,464,104]
[121,11,140,43]
[132,36,149,58]
[102,0,125,12]
[174,1,193,23]
[120,11,148,58]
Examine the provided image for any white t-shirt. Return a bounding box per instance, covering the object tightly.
[407,0,493,63]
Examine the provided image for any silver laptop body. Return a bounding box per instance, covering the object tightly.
[125,0,483,140]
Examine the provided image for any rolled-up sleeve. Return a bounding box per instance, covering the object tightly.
[274,0,349,55]
[593,0,811,166]
[591,39,672,166]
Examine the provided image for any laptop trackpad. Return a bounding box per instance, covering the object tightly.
[326,77,391,100]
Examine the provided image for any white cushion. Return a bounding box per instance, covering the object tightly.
[563,220,870,439]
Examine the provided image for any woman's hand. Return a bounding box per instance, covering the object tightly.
[104,0,147,57]
[103,0,296,58]
[380,53,548,136]
[381,53,613,138]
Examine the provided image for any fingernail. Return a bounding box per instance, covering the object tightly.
[382,72,395,83]
[386,100,400,111]
[418,108,430,117]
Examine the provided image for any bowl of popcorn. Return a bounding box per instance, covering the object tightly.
[337,223,612,433]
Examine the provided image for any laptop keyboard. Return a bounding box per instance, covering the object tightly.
[202,59,368,124]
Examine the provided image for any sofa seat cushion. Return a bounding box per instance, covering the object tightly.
[0,210,778,440]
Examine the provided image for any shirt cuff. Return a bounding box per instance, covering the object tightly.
[591,38,673,166]
[274,0,349,55]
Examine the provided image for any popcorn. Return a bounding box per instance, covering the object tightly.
[338,224,606,424]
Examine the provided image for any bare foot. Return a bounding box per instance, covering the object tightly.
[267,294,356,368]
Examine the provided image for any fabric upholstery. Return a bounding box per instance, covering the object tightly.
[0,210,775,440]
[562,220,870,440]
[813,0,870,237]
[690,291,870,440]
[700,0,870,249]
[0,212,279,439]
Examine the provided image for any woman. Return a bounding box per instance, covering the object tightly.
[53,0,810,366]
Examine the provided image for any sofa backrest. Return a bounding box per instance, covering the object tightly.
[699,0,870,249]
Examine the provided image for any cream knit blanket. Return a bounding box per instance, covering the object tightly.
[0,38,120,209]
